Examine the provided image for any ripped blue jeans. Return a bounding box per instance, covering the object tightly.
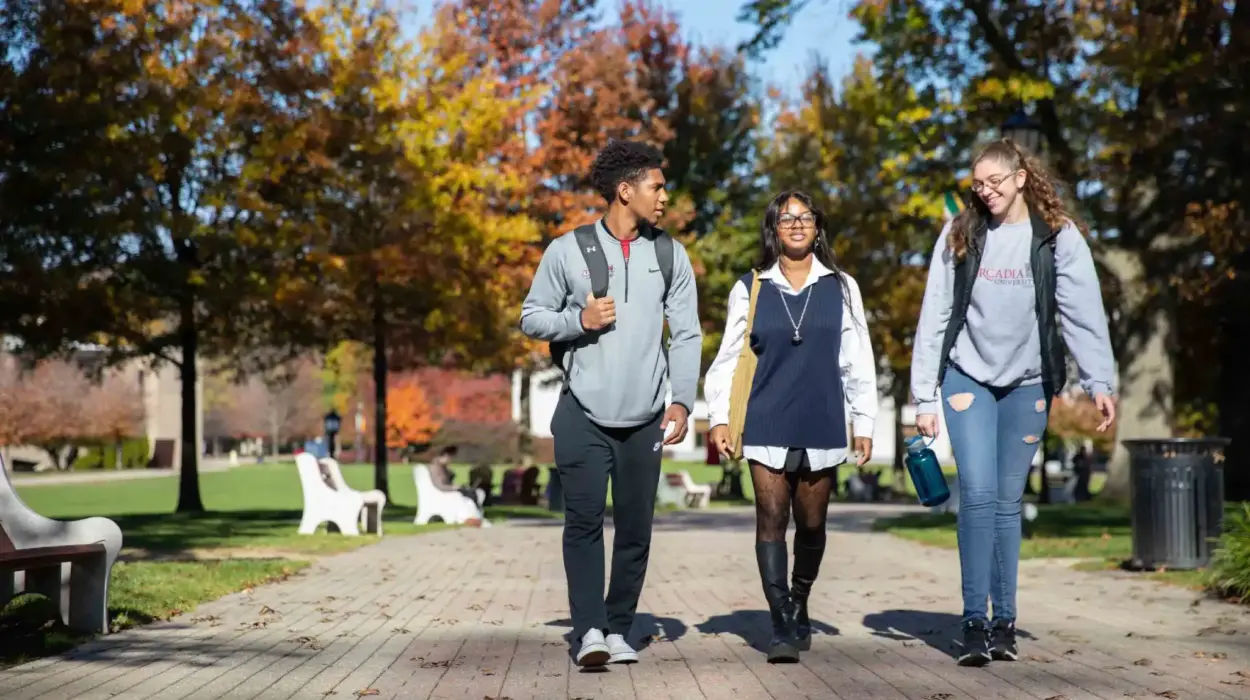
[942,366,1049,623]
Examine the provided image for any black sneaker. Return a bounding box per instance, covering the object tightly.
[990,618,1018,661]
[957,619,991,667]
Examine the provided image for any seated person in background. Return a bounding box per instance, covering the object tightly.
[469,463,495,507]
[520,466,542,505]
[429,445,481,505]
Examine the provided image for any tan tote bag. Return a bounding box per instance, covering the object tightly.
[725,272,762,461]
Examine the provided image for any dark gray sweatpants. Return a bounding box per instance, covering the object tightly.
[551,390,665,641]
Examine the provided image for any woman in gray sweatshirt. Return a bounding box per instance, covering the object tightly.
[910,139,1117,666]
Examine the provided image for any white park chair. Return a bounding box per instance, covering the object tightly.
[318,457,387,535]
[0,455,123,634]
[676,470,713,508]
[295,453,384,536]
[412,465,486,526]
[656,472,688,508]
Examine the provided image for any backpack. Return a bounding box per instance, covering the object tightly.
[549,223,675,374]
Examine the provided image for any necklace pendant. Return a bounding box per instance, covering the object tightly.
[792,331,803,345]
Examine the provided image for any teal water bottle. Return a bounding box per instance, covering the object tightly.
[904,435,950,507]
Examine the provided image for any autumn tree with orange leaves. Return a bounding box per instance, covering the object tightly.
[438,0,762,456]
[385,378,441,450]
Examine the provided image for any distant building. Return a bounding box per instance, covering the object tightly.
[0,347,202,472]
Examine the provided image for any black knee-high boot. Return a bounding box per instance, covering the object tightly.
[755,541,799,662]
[791,532,825,651]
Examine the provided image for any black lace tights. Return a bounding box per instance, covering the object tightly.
[750,460,833,548]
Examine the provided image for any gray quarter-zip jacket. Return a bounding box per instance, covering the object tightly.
[519,220,702,428]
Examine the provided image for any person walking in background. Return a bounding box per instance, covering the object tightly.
[518,139,701,667]
[910,139,1117,666]
[704,191,878,663]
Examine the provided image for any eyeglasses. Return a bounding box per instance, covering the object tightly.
[778,213,815,228]
[971,171,1020,194]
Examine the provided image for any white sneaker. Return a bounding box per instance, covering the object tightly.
[576,629,610,667]
[605,633,639,664]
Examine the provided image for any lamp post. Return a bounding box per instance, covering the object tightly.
[1000,105,1044,154]
[324,409,341,458]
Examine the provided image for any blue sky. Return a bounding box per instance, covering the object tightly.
[409,0,867,96]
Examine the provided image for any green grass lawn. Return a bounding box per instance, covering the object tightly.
[1,559,307,667]
[15,462,562,557]
[874,502,1135,559]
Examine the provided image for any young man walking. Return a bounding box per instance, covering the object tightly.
[519,140,701,666]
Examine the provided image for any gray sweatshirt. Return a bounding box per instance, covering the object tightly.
[519,220,702,428]
[911,218,1116,415]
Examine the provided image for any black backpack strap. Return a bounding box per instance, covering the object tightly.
[653,230,674,300]
[572,224,609,298]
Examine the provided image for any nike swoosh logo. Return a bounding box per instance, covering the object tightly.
[648,267,661,273]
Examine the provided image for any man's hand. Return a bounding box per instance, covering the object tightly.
[662,404,690,445]
[854,437,873,466]
[708,424,732,458]
[580,292,616,331]
[1094,393,1116,432]
[916,413,940,439]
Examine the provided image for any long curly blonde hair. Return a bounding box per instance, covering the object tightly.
[947,139,1089,260]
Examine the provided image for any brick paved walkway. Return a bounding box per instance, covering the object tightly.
[3,504,1250,699]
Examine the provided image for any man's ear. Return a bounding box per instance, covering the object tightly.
[616,180,632,205]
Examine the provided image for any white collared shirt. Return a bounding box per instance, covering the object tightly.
[703,259,878,472]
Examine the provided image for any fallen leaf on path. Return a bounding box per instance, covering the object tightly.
[1155,692,1178,699]
[925,694,954,700]
[354,690,379,697]
[1133,659,1153,666]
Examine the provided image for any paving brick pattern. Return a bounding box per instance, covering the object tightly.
[3,504,1250,699]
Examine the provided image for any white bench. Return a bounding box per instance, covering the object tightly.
[295,453,386,536]
[656,471,712,509]
[676,470,712,508]
[0,455,123,634]
[412,465,487,526]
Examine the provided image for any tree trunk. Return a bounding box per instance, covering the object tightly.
[113,439,123,470]
[1099,248,1174,502]
[1219,252,1250,500]
[270,407,281,458]
[372,290,389,497]
[176,300,205,512]
[891,381,907,497]
[517,367,533,459]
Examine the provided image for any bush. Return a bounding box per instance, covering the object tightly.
[1206,503,1250,600]
[71,438,152,470]
[425,421,521,464]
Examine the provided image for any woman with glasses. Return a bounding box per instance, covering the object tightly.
[911,139,1117,666]
[704,191,878,662]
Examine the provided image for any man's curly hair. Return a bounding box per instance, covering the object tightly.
[589,140,664,203]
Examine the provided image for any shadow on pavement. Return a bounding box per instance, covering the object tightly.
[697,610,839,654]
[633,612,689,648]
[861,609,1036,659]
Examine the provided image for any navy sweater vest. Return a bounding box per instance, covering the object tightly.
[741,272,848,450]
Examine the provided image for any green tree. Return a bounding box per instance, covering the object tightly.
[742,0,1250,499]
[285,0,540,496]
[0,0,331,511]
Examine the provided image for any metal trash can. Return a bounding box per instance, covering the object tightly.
[1124,437,1229,570]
